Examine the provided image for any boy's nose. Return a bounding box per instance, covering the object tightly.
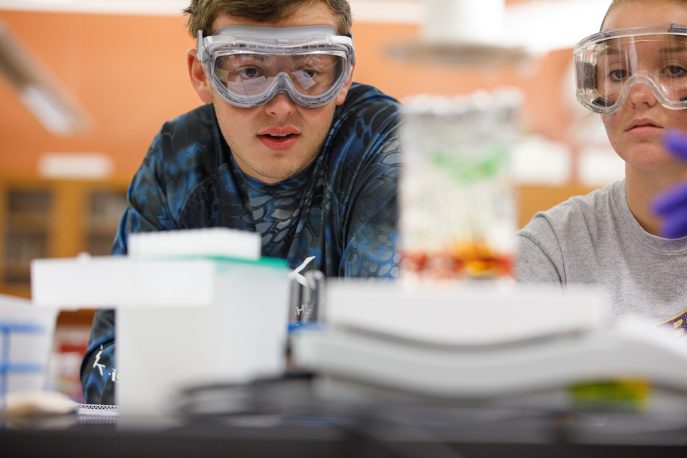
[264,92,296,118]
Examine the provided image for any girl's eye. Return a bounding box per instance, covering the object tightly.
[609,69,628,81]
[666,65,687,77]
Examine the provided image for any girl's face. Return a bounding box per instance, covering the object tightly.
[602,1,687,172]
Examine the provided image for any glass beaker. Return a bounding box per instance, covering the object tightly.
[400,89,522,280]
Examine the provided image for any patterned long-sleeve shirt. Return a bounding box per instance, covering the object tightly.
[80,83,401,404]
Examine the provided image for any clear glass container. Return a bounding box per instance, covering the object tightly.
[400,89,522,280]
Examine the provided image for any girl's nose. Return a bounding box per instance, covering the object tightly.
[627,81,658,108]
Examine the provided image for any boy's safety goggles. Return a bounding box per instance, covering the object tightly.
[574,24,687,115]
[196,25,355,108]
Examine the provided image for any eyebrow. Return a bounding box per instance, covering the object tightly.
[596,44,687,59]
[597,46,618,57]
[229,53,267,62]
[292,54,336,64]
[659,46,687,53]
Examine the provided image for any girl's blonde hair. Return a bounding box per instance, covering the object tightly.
[601,0,686,29]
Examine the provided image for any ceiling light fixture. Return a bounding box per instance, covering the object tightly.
[0,21,91,135]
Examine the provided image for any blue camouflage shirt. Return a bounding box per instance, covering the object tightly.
[81,83,401,404]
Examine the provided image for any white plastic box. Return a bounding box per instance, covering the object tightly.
[0,294,57,407]
[117,256,290,416]
[32,253,290,416]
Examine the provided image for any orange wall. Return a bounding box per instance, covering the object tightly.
[352,23,575,140]
[0,11,196,178]
[0,10,575,179]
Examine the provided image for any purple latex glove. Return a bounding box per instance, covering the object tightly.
[652,130,687,238]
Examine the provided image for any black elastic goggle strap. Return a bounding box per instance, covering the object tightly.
[592,97,612,108]
[577,61,597,90]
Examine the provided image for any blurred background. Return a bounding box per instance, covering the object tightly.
[0,0,617,400]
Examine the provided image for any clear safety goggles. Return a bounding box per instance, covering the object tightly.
[574,24,687,115]
[196,25,355,108]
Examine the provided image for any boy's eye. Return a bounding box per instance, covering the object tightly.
[238,67,262,79]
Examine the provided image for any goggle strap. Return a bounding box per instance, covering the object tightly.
[197,30,205,63]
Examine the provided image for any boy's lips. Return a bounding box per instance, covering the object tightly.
[257,127,301,151]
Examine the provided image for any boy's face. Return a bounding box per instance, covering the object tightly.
[601,1,687,174]
[189,2,352,184]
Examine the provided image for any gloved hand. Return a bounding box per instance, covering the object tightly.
[653,130,687,238]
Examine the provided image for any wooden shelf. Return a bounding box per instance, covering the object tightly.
[0,284,31,298]
[0,176,128,327]
[7,214,51,229]
[2,265,32,280]
[57,309,96,327]
[85,222,122,235]
[515,183,595,228]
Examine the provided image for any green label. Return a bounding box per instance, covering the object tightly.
[431,147,508,184]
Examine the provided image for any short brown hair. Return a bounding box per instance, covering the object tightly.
[183,0,352,37]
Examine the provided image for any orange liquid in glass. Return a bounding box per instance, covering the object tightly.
[402,242,512,279]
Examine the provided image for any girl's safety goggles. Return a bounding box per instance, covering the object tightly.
[574,24,687,115]
[196,25,355,108]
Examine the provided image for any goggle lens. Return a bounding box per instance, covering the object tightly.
[574,27,687,114]
[213,52,345,99]
[197,26,354,108]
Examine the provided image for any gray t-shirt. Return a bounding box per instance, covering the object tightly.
[516,180,687,325]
